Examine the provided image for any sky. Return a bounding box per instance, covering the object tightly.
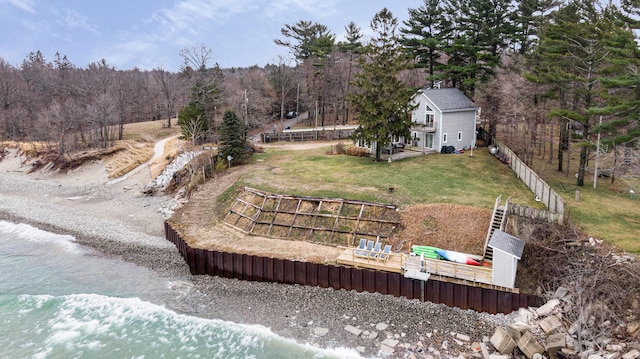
[0,0,419,72]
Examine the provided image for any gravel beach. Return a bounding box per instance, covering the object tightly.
[0,148,519,358]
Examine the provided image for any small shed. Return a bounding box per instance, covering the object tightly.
[488,230,525,289]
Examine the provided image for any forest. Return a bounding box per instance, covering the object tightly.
[0,0,638,185]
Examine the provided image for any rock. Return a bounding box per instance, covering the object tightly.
[517,308,536,324]
[554,286,570,299]
[490,327,517,355]
[481,342,491,359]
[627,322,640,337]
[507,322,531,340]
[314,327,329,336]
[376,322,389,331]
[539,315,563,334]
[382,338,399,348]
[622,349,640,359]
[546,333,567,359]
[345,325,362,336]
[517,331,545,359]
[368,331,378,340]
[533,354,543,359]
[588,354,604,359]
[607,344,625,352]
[356,346,366,353]
[380,344,395,355]
[489,355,510,359]
[471,342,482,353]
[457,333,471,342]
[536,299,561,317]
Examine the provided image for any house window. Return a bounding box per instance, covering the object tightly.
[425,105,435,127]
[425,114,435,128]
[443,133,447,143]
[457,131,462,141]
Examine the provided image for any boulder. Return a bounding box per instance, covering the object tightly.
[490,327,517,355]
[517,331,545,359]
[539,315,564,334]
[536,299,561,317]
[546,333,567,359]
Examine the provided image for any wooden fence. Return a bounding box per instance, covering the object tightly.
[263,128,355,143]
[165,222,543,314]
[494,139,566,222]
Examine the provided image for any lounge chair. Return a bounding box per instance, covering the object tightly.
[377,244,392,262]
[369,241,382,259]
[356,239,374,258]
[354,238,367,257]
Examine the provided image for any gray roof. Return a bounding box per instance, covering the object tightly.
[488,230,525,259]
[419,88,478,112]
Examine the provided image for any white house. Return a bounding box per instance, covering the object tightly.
[409,87,479,153]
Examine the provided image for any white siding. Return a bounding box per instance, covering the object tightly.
[491,249,517,289]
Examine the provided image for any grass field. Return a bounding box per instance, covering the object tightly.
[527,148,639,254]
[245,146,542,211]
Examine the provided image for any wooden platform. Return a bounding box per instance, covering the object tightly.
[336,247,404,273]
[404,255,492,284]
[336,247,518,292]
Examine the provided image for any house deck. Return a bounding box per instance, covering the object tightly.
[336,247,404,273]
[336,248,518,292]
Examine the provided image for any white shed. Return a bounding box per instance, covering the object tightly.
[488,230,525,289]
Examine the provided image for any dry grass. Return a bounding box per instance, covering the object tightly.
[393,204,492,256]
[102,141,154,178]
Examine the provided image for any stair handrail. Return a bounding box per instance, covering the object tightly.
[484,195,502,252]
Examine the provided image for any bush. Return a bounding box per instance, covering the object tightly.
[345,146,370,157]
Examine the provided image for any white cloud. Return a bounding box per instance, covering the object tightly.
[262,0,339,20]
[150,0,258,36]
[1,0,36,13]
[56,8,98,34]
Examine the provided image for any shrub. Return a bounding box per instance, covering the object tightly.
[345,146,370,157]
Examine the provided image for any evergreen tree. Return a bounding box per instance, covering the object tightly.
[528,0,612,186]
[587,16,640,181]
[274,21,335,62]
[348,8,415,162]
[441,0,513,97]
[400,0,447,88]
[218,110,247,165]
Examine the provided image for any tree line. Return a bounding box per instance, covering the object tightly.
[1,0,638,185]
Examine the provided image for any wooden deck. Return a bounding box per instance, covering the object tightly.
[405,255,492,284]
[336,248,519,292]
[336,247,404,273]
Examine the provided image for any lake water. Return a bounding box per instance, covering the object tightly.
[0,220,363,358]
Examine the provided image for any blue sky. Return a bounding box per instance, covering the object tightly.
[0,0,417,71]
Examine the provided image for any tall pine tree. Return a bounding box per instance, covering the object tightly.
[348,8,415,162]
[400,0,447,88]
[218,110,247,165]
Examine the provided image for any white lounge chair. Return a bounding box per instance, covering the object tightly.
[369,241,382,259]
[354,238,367,257]
[377,244,392,262]
[356,240,374,258]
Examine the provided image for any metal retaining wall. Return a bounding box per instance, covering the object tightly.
[165,222,543,314]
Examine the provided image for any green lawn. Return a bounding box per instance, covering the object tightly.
[527,150,639,254]
[246,146,541,211]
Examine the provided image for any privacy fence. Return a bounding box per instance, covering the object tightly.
[262,127,356,143]
[493,139,566,223]
[165,223,543,314]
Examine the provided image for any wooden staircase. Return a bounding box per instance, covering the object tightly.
[483,196,511,263]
